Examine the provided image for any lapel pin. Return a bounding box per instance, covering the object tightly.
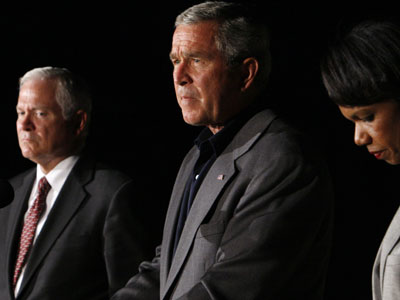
[217,174,225,180]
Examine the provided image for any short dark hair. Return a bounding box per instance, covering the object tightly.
[321,20,400,106]
[175,1,271,89]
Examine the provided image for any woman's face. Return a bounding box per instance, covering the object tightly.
[339,99,400,165]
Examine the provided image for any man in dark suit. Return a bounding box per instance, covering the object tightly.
[112,1,334,299]
[0,67,148,300]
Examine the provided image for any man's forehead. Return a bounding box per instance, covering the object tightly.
[19,87,37,98]
[17,79,58,107]
[171,22,218,54]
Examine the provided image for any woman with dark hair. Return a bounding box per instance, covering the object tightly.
[321,20,400,300]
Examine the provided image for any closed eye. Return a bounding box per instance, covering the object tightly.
[362,114,374,122]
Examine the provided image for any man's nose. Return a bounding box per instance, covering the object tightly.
[17,114,34,131]
[173,63,192,86]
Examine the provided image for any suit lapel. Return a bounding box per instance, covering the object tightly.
[18,157,93,294]
[161,109,278,299]
[372,244,383,300]
[162,154,236,298]
[160,148,199,292]
[5,170,35,293]
[379,206,400,292]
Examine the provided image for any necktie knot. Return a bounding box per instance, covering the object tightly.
[38,176,51,197]
[35,177,51,212]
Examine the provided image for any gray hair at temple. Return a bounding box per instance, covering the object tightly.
[19,66,92,141]
[175,1,271,89]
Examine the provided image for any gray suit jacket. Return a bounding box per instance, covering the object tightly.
[0,155,148,300]
[372,207,400,300]
[112,108,334,300]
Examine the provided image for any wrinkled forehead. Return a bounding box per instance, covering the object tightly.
[17,79,59,108]
[171,22,218,55]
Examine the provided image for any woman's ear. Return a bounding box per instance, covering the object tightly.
[241,57,259,92]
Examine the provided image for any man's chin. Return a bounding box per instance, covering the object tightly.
[182,115,203,127]
[20,149,38,162]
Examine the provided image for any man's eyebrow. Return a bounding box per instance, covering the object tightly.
[169,51,209,61]
[16,105,49,111]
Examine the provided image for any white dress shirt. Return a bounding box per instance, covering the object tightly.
[15,155,79,295]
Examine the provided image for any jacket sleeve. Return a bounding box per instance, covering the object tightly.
[110,245,161,300]
[103,179,158,297]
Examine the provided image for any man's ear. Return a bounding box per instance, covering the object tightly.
[74,110,87,136]
[241,57,259,92]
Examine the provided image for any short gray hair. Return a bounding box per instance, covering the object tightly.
[19,66,92,139]
[175,1,271,88]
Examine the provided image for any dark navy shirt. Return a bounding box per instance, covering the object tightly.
[173,103,263,254]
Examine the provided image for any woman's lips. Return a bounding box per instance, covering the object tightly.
[370,150,384,159]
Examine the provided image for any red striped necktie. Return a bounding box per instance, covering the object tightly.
[13,176,51,288]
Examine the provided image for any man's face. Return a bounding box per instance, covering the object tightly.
[170,21,243,133]
[16,79,77,172]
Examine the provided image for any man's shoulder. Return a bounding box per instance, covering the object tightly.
[236,108,306,150]
[74,155,133,188]
[239,109,327,168]
[92,161,132,183]
[9,167,35,188]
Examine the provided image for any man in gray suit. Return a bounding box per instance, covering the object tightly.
[0,67,148,299]
[112,1,334,299]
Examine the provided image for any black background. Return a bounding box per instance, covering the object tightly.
[2,1,400,299]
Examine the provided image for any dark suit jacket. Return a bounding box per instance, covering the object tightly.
[0,155,148,300]
[112,108,335,300]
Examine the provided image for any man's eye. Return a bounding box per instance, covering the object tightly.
[36,111,47,117]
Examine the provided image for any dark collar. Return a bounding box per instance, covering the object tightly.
[194,101,265,157]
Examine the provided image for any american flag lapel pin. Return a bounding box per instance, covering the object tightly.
[217,174,225,180]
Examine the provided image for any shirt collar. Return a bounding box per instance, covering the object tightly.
[194,102,264,157]
[36,156,79,193]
